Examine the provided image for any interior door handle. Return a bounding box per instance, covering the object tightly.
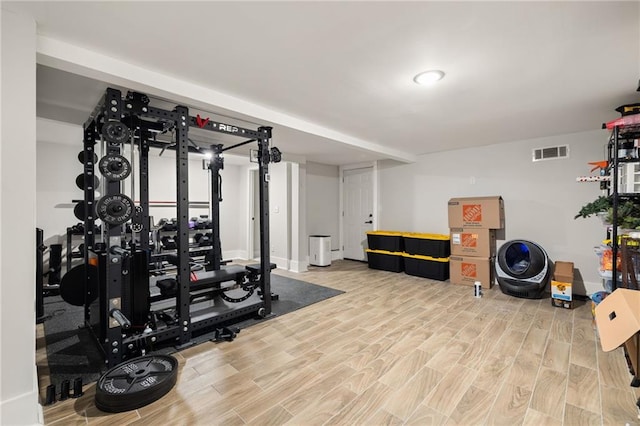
[364,220,373,224]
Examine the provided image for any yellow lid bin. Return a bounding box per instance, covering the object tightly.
[365,249,404,273]
[402,252,450,281]
[402,233,450,258]
[366,231,404,252]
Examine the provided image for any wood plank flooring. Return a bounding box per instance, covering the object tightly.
[37,260,640,425]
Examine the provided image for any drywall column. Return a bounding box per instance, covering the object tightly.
[289,162,307,272]
[269,162,291,269]
[0,9,41,425]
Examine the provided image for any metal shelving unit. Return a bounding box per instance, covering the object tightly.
[606,122,640,291]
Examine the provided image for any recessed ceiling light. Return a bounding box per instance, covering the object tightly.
[413,70,445,86]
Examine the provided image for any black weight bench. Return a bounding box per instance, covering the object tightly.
[154,263,277,300]
[189,265,247,292]
[245,263,277,277]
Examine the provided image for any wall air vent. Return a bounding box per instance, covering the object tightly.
[532,145,569,162]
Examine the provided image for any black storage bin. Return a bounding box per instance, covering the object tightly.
[366,249,404,272]
[403,233,450,258]
[402,253,449,281]
[366,231,404,252]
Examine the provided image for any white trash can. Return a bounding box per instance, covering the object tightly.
[309,235,331,266]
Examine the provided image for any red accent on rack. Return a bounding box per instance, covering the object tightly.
[195,114,210,128]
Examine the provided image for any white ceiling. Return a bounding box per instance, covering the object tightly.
[5,1,640,165]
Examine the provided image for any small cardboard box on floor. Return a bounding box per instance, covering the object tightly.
[450,228,496,257]
[449,255,494,288]
[595,288,640,378]
[551,261,574,309]
[448,196,504,229]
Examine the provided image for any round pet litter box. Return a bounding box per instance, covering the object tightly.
[495,239,551,299]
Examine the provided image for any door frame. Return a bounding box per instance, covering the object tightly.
[339,161,378,259]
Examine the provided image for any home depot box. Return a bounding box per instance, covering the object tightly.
[595,288,640,378]
[551,261,574,309]
[449,255,494,288]
[448,196,504,229]
[450,228,496,257]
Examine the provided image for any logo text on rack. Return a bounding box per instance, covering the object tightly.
[219,124,239,133]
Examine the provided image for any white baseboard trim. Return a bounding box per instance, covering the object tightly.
[331,250,343,261]
[270,256,289,270]
[289,259,308,273]
[581,280,605,297]
[0,389,41,425]
[223,250,247,261]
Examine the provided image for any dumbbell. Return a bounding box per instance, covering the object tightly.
[161,236,177,250]
[161,219,177,231]
[198,233,212,247]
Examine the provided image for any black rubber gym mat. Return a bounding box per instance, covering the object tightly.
[41,274,344,390]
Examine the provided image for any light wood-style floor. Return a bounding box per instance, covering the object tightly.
[37,260,640,425]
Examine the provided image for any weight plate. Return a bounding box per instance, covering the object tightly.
[73,201,86,221]
[130,223,143,233]
[77,151,98,164]
[97,194,134,225]
[95,355,178,413]
[98,155,131,181]
[75,174,100,191]
[101,121,131,144]
[60,264,99,306]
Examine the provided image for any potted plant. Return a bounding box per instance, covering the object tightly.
[574,196,611,221]
[575,196,640,230]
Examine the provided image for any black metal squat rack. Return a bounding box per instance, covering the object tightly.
[77,87,278,366]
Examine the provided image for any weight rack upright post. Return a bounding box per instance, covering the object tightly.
[258,127,273,315]
[103,87,126,366]
[82,119,98,322]
[174,106,192,345]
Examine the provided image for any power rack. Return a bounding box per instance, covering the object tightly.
[76,87,279,366]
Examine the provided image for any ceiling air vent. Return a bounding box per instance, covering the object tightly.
[532,145,569,162]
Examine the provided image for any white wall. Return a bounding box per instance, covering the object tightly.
[378,129,608,295]
[218,163,247,257]
[0,9,41,425]
[306,162,340,251]
[268,162,291,268]
[35,118,248,261]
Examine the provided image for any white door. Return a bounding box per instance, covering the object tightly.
[343,167,374,261]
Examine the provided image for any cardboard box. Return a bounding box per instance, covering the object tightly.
[449,255,494,287]
[448,196,504,229]
[595,288,640,376]
[551,261,574,309]
[553,261,574,283]
[450,228,496,257]
[551,281,572,308]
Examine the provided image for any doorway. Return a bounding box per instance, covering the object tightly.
[343,166,374,261]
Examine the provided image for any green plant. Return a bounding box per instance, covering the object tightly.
[606,201,640,229]
[574,196,611,219]
[575,196,640,230]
